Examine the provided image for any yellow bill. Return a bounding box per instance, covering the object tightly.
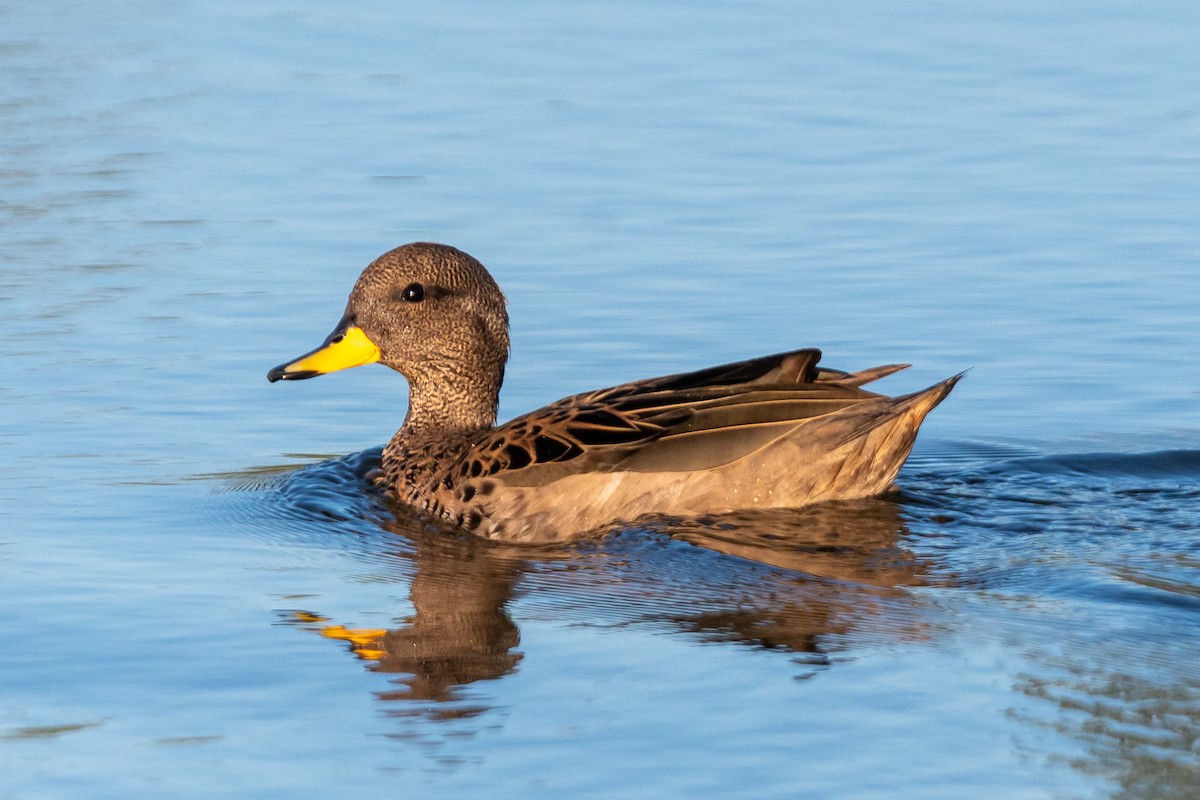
[267,323,381,382]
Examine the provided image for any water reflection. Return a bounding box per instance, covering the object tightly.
[282,490,937,721]
[246,443,1200,787]
[1012,659,1200,799]
[654,500,928,587]
[273,496,528,718]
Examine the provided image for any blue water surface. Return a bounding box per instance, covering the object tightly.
[2,1,1199,797]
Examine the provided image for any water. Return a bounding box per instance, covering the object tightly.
[3,1,1199,797]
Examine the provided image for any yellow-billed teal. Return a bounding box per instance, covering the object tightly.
[269,242,960,542]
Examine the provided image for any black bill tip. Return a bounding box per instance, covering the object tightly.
[267,365,319,382]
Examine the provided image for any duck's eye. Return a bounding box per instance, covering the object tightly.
[400,283,425,303]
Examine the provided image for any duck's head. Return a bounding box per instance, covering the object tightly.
[268,242,510,429]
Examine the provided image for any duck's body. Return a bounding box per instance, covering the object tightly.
[270,243,959,542]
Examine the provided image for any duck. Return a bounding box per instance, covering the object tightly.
[268,242,960,542]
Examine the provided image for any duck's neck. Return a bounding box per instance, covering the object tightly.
[401,367,500,437]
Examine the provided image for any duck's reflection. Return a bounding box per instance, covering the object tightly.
[607,499,934,657]
[288,530,524,714]
[371,532,523,706]
[285,495,935,717]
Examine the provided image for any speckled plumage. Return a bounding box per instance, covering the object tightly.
[271,242,960,542]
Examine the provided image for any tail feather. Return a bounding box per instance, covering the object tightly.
[817,363,912,388]
[749,371,963,504]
